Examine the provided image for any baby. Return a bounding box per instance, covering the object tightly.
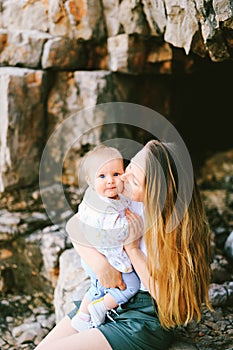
[66,145,143,332]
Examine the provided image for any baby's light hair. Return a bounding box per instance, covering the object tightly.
[78,144,123,187]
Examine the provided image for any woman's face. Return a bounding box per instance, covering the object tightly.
[121,150,146,202]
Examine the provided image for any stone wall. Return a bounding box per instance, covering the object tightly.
[1,0,233,193]
[1,0,233,70]
[0,1,233,349]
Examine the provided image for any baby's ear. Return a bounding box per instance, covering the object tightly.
[85,175,91,185]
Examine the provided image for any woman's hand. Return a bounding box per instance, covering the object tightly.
[124,209,144,252]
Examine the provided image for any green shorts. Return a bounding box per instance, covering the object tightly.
[68,291,174,350]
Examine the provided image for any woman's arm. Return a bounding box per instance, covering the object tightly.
[124,245,156,297]
[124,209,157,299]
[73,241,126,290]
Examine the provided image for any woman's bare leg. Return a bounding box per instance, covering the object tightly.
[34,316,112,350]
[35,316,77,348]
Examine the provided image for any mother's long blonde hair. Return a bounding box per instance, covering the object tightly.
[143,140,212,329]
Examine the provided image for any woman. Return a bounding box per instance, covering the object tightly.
[35,140,212,350]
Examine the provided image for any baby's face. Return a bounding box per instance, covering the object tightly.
[93,158,124,199]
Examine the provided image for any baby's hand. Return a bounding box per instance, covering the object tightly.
[97,265,126,290]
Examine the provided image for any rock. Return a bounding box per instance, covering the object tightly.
[12,322,44,346]
[108,33,172,74]
[209,282,233,306]
[0,29,51,67]
[168,341,197,349]
[224,231,233,260]
[41,37,87,69]
[0,293,55,349]
[1,0,49,31]
[0,209,20,227]
[44,70,115,190]
[102,0,120,36]
[198,149,233,184]
[0,67,47,193]
[54,248,90,323]
[0,209,49,241]
[1,0,233,62]
[201,190,226,215]
[211,253,232,283]
[48,0,71,37]
[39,225,71,287]
[1,0,104,42]
[141,0,166,35]
[64,0,105,40]
[164,0,198,55]
[119,0,150,35]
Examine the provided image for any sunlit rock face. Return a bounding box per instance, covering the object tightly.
[0,68,46,193]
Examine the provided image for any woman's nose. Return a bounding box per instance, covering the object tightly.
[120,173,127,181]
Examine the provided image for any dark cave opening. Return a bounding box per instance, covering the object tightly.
[109,58,233,173]
[170,59,233,170]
